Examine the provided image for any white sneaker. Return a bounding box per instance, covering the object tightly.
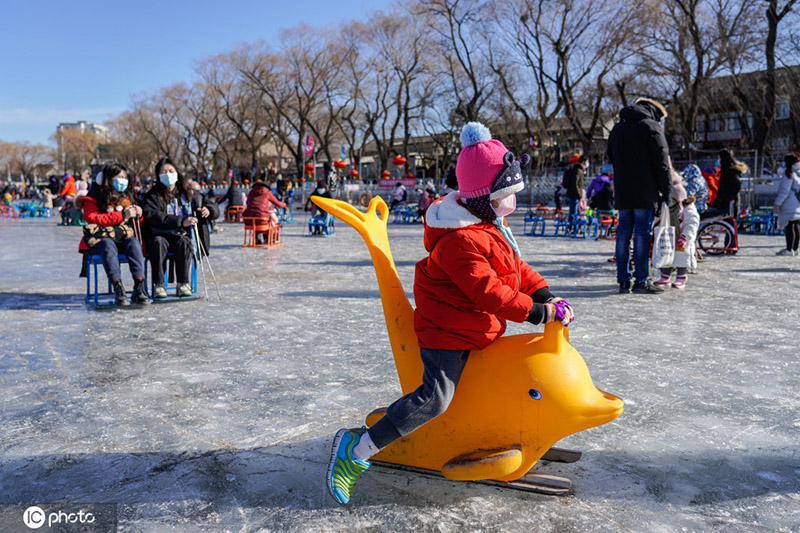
[776,249,794,256]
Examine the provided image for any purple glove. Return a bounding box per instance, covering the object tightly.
[545,298,575,326]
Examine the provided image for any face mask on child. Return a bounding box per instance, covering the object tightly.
[316,188,325,194]
[159,172,178,187]
[492,194,516,218]
[112,177,128,192]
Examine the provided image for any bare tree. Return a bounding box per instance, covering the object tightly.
[199,48,273,175]
[726,0,799,154]
[639,0,760,153]
[362,10,433,171]
[51,128,99,175]
[130,88,185,161]
[0,140,17,180]
[333,22,370,173]
[165,81,220,179]
[105,111,161,178]
[414,0,493,123]
[12,142,54,185]
[239,33,331,175]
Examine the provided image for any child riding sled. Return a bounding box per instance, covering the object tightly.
[326,122,576,504]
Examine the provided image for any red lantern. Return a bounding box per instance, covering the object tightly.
[234,181,239,185]
[333,159,347,171]
[349,169,359,178]
[222,180,228,185]
[392,155,407,167]
[201,182,206,186]
[406,173,414,179]
[381,170,391,177]
[244,179,250,184]
[304,163,315,176]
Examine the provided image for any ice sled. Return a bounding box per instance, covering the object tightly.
[312,196,623,483]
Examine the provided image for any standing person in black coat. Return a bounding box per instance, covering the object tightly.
[606,97,671,294]
[141,157,206,299]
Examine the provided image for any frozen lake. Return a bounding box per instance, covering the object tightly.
[0,210,798,532]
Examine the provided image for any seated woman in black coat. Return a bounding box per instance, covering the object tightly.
[141,157,212,298]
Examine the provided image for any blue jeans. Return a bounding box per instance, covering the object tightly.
[367,348,470,449]
[615,208,654,284]
[90,237,146,282]
[567,197,579,218]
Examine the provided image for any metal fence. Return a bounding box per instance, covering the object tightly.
[288,155,788,211]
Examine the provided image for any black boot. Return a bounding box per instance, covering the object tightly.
[632,281,665,294]
[113,280,130,306]
[131,278,151,305]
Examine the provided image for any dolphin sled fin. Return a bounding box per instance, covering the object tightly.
[442,448,523,481]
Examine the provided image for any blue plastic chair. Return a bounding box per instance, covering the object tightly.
[85,253,133,307]
[523,213,546,236]
[147,253,198,300]
[393,206,410,224]
[551,216,570,237]
[571,215,600,239]
[308,215,335,236]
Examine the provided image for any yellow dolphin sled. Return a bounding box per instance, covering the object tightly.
[312,195,623,494]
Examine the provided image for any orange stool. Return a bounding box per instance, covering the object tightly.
[243,217,283,248]
[598,214,617,240]
[226,205,245,222]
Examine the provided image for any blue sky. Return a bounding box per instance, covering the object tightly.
[0,0,387,145]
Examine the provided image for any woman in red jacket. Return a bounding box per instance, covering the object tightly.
[80,163,150,306]
[327,123,576,504]
[243,180,286,243]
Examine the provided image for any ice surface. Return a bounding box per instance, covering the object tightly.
[0,213,799,532]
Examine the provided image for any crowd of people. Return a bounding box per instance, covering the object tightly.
[4,95,798,308]
[545,96,800,293]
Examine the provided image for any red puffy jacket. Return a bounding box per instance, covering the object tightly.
[78,195,138,252]
[413,193,550,351]
[242,183,286,219]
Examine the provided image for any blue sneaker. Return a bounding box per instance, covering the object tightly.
[327,428,371,504]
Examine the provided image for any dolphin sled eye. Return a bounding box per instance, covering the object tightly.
[528,389,542,400]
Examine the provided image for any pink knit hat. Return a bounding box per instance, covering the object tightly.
[456,123,510,199]
[455,122,528,221]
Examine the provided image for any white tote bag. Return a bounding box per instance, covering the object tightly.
[652,203,675,269]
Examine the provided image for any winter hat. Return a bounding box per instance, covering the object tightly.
[670,171,687,203]
[456,122,529,222]
[635,97,668,119]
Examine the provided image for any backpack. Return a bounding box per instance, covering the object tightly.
[561,167,576,191]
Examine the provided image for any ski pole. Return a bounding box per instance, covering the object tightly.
[192,223,209,300]
[195,224,221,300]
[132,217,143,247]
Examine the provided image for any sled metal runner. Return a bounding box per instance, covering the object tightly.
[371,460,573,495]
[540,446,582,464]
